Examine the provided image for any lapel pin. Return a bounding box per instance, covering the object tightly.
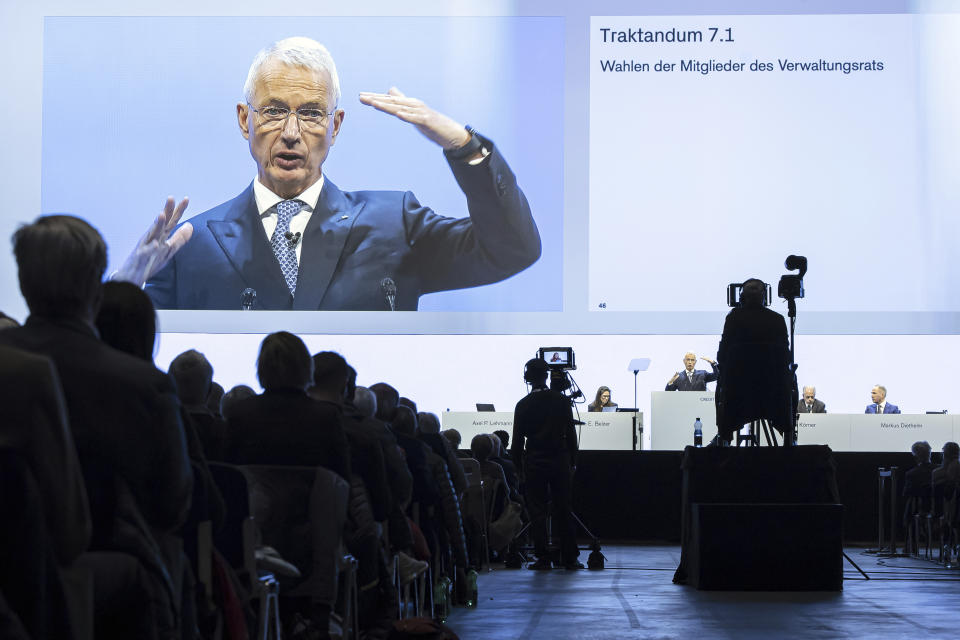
[339,215,349,221]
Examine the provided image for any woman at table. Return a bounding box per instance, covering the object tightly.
[588,386,618,412]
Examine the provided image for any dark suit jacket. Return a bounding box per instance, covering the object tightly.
[665,364,719,391]
[0,317,193,544]
[145,139,541,310]
[0,345,91,564]
[904,461,934,497]
[715,306,792,436]
[865,403,901,414]
[797,399,827,414]
[224,389,351,482]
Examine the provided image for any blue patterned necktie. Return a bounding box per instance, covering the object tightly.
[271,200,302,296]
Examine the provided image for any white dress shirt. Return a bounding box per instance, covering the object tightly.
[253,175,325,263]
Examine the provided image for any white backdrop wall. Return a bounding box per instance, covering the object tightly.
[155,332,959,450]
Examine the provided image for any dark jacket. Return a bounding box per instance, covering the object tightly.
[511,387,578,469]
[145,140,541,310]
[665,364,719,391]
[715,306,791,436]
[0,317,193,543]
[419,432,467,497]
[343,407,413,513]
[225,389,351,481]
[0,345,91,564]
[426,451,468,567]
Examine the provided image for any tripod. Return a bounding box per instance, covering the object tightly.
[785,297,799,446]
[513,483,606,570]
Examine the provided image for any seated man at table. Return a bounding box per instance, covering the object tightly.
[865,385,900,414]
[797,386,827,414]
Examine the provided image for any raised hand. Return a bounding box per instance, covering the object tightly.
[358,87,471,151]
[114,197,193,287]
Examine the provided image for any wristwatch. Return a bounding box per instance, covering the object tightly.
[444,125,487,161]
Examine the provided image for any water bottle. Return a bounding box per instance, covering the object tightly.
[694,417,703,447]
[465,569,478,608]
[434,573,451,622]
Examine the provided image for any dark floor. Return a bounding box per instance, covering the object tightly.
[445,545,960,639]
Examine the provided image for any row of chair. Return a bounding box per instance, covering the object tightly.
[904,485,960,567]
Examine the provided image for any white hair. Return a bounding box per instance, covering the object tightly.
[803,386,816,394]
[243,37,341,109]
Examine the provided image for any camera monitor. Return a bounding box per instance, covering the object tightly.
[538,347,576,370]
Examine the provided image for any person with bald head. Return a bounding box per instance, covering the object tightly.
[798,386,827,413]
[118,36,541,310]
[665,352,719,391]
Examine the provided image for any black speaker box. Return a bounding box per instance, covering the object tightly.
[688,502,843,591]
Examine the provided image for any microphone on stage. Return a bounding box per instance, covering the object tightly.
[284,231,302,249]
[380,277,397,311]
[240,287,257,311]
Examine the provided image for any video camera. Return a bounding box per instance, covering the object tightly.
[726,281,773,308]
[536,347,583,401]
[777,254,807,301]
[537,346,576,371]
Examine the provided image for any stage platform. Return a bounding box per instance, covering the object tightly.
[446,544,960,640]
[570,450,920,543]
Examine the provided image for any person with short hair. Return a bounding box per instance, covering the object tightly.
[169,349,215,408]
[798,386,827,414]
[224,332,350,481]
[221,384,256,422]
[0,215,193,639]
[933,442,960,494]
[714,278,791,446]
[124,36,541,311]
[904,441,934,498]
[665,353,719,392]
[512,358,580,570]
[866,385,900,414]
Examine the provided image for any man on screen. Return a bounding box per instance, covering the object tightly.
[865,385,900,414]
[665,352,719,391]
[798,385,827,413]
[116,37,541,310]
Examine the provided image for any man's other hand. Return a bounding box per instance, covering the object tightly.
[359,87,472,151]
[114,197,193,287]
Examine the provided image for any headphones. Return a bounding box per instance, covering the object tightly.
[524,358,549,384]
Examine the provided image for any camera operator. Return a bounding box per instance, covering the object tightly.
[713,278,792,446]
[511,358,581,570]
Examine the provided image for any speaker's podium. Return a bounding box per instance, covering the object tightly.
[673,445,843,591]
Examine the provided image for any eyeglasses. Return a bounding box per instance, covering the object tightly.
[247,103,333,130]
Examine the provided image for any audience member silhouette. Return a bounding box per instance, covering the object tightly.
[933,442,960,498]
[170,349,228,462]
[220,384,256,422]
[224,331,350,480]
[0,214,193,638]
[94,280,156,361]
[0,345,91,639]
[419,412,467,497]
[904,441,935,498]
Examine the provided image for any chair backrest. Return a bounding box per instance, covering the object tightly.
[240,465,349,606]
[460,458,482,489]
[207,462,251,571]
[0,448,73,640]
